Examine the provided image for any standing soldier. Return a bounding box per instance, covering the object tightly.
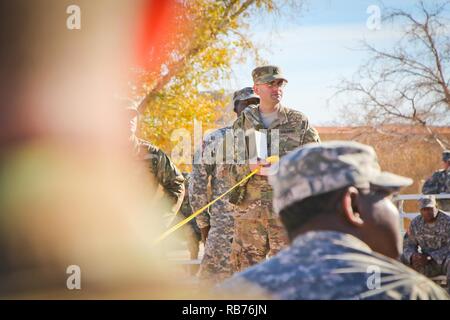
[402,196,450,293]
[190,87,259,284]
[229,65,320,273]
[422,150,450,212]
[128,107,185,221]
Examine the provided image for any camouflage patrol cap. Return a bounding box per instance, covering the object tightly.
[419,195,436,209]
[233,87,259,110]
[269,141,413,214]
[252,65,287,84]
[442,150,450,162]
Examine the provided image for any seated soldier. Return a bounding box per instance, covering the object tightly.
[402,195,450,293]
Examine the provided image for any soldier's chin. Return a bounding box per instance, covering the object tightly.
[271,95,281,103]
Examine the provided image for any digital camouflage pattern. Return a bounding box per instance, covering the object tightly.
[230,217,287,273]
[402,211,450,287]
[232,87,259,110]
[228,104,321,272]
[422,169,450,211]
[190,127,235,283]
[177,173,201,260]
[269,141,413,215]
[229,104,322,215]
[421,169,450,195]
[252,65,287,84]
[220,231,449,300]
[419,195,437,209]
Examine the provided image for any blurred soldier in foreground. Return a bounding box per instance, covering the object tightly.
[220,141,448,299]
[228,65,320,273]
[402,196,450,293]
[128,107,185,221]
[0,0,199,298]
[190,87,259,284]
[422,150,450,212]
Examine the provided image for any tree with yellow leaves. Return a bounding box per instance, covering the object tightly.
[130,0,303,170]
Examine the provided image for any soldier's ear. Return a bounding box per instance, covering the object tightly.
[253,84,259,95]
[341,187,364,228]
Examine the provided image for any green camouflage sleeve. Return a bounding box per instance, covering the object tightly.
[422,172,440,194]
[151,148,185,214]
[402,222,419,263]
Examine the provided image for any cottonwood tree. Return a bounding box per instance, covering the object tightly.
[129,0,303,165]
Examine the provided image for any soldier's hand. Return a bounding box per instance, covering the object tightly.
[411,253,429,268]
[250,158,273,176]
[200,226,210,243]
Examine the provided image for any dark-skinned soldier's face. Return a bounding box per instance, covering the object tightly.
[354,188,402,259]
[420,207,438,223]
[234,98,259,117]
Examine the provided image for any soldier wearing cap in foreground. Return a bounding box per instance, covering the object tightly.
[189,87,259,284]
[220,141,448,299]
[402,195,450,293]
[422,150,450,212]
[228,65,320,273]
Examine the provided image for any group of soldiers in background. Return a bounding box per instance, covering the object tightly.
[132,65,450,299]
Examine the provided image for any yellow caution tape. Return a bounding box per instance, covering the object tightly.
[153,156,279,244]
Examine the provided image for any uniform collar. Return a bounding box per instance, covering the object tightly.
[291,230,372,253]
[244,104,290,129]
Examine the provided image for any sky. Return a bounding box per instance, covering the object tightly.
[225,0,443,125]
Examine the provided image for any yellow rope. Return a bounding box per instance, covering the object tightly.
[153,156,279,244]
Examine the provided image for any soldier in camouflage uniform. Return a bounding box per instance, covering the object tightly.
[402,196,450,292]
[189,87,259,284]
[422,150,450,212]
[128,107,185,219]
[228,65,320,273]
[219,141,449,299]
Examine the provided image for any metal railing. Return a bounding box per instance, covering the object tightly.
[393,193,450,234]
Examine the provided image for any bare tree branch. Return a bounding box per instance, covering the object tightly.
[333,0,450,149]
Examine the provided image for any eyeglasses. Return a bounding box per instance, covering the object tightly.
[261,80,287,88]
